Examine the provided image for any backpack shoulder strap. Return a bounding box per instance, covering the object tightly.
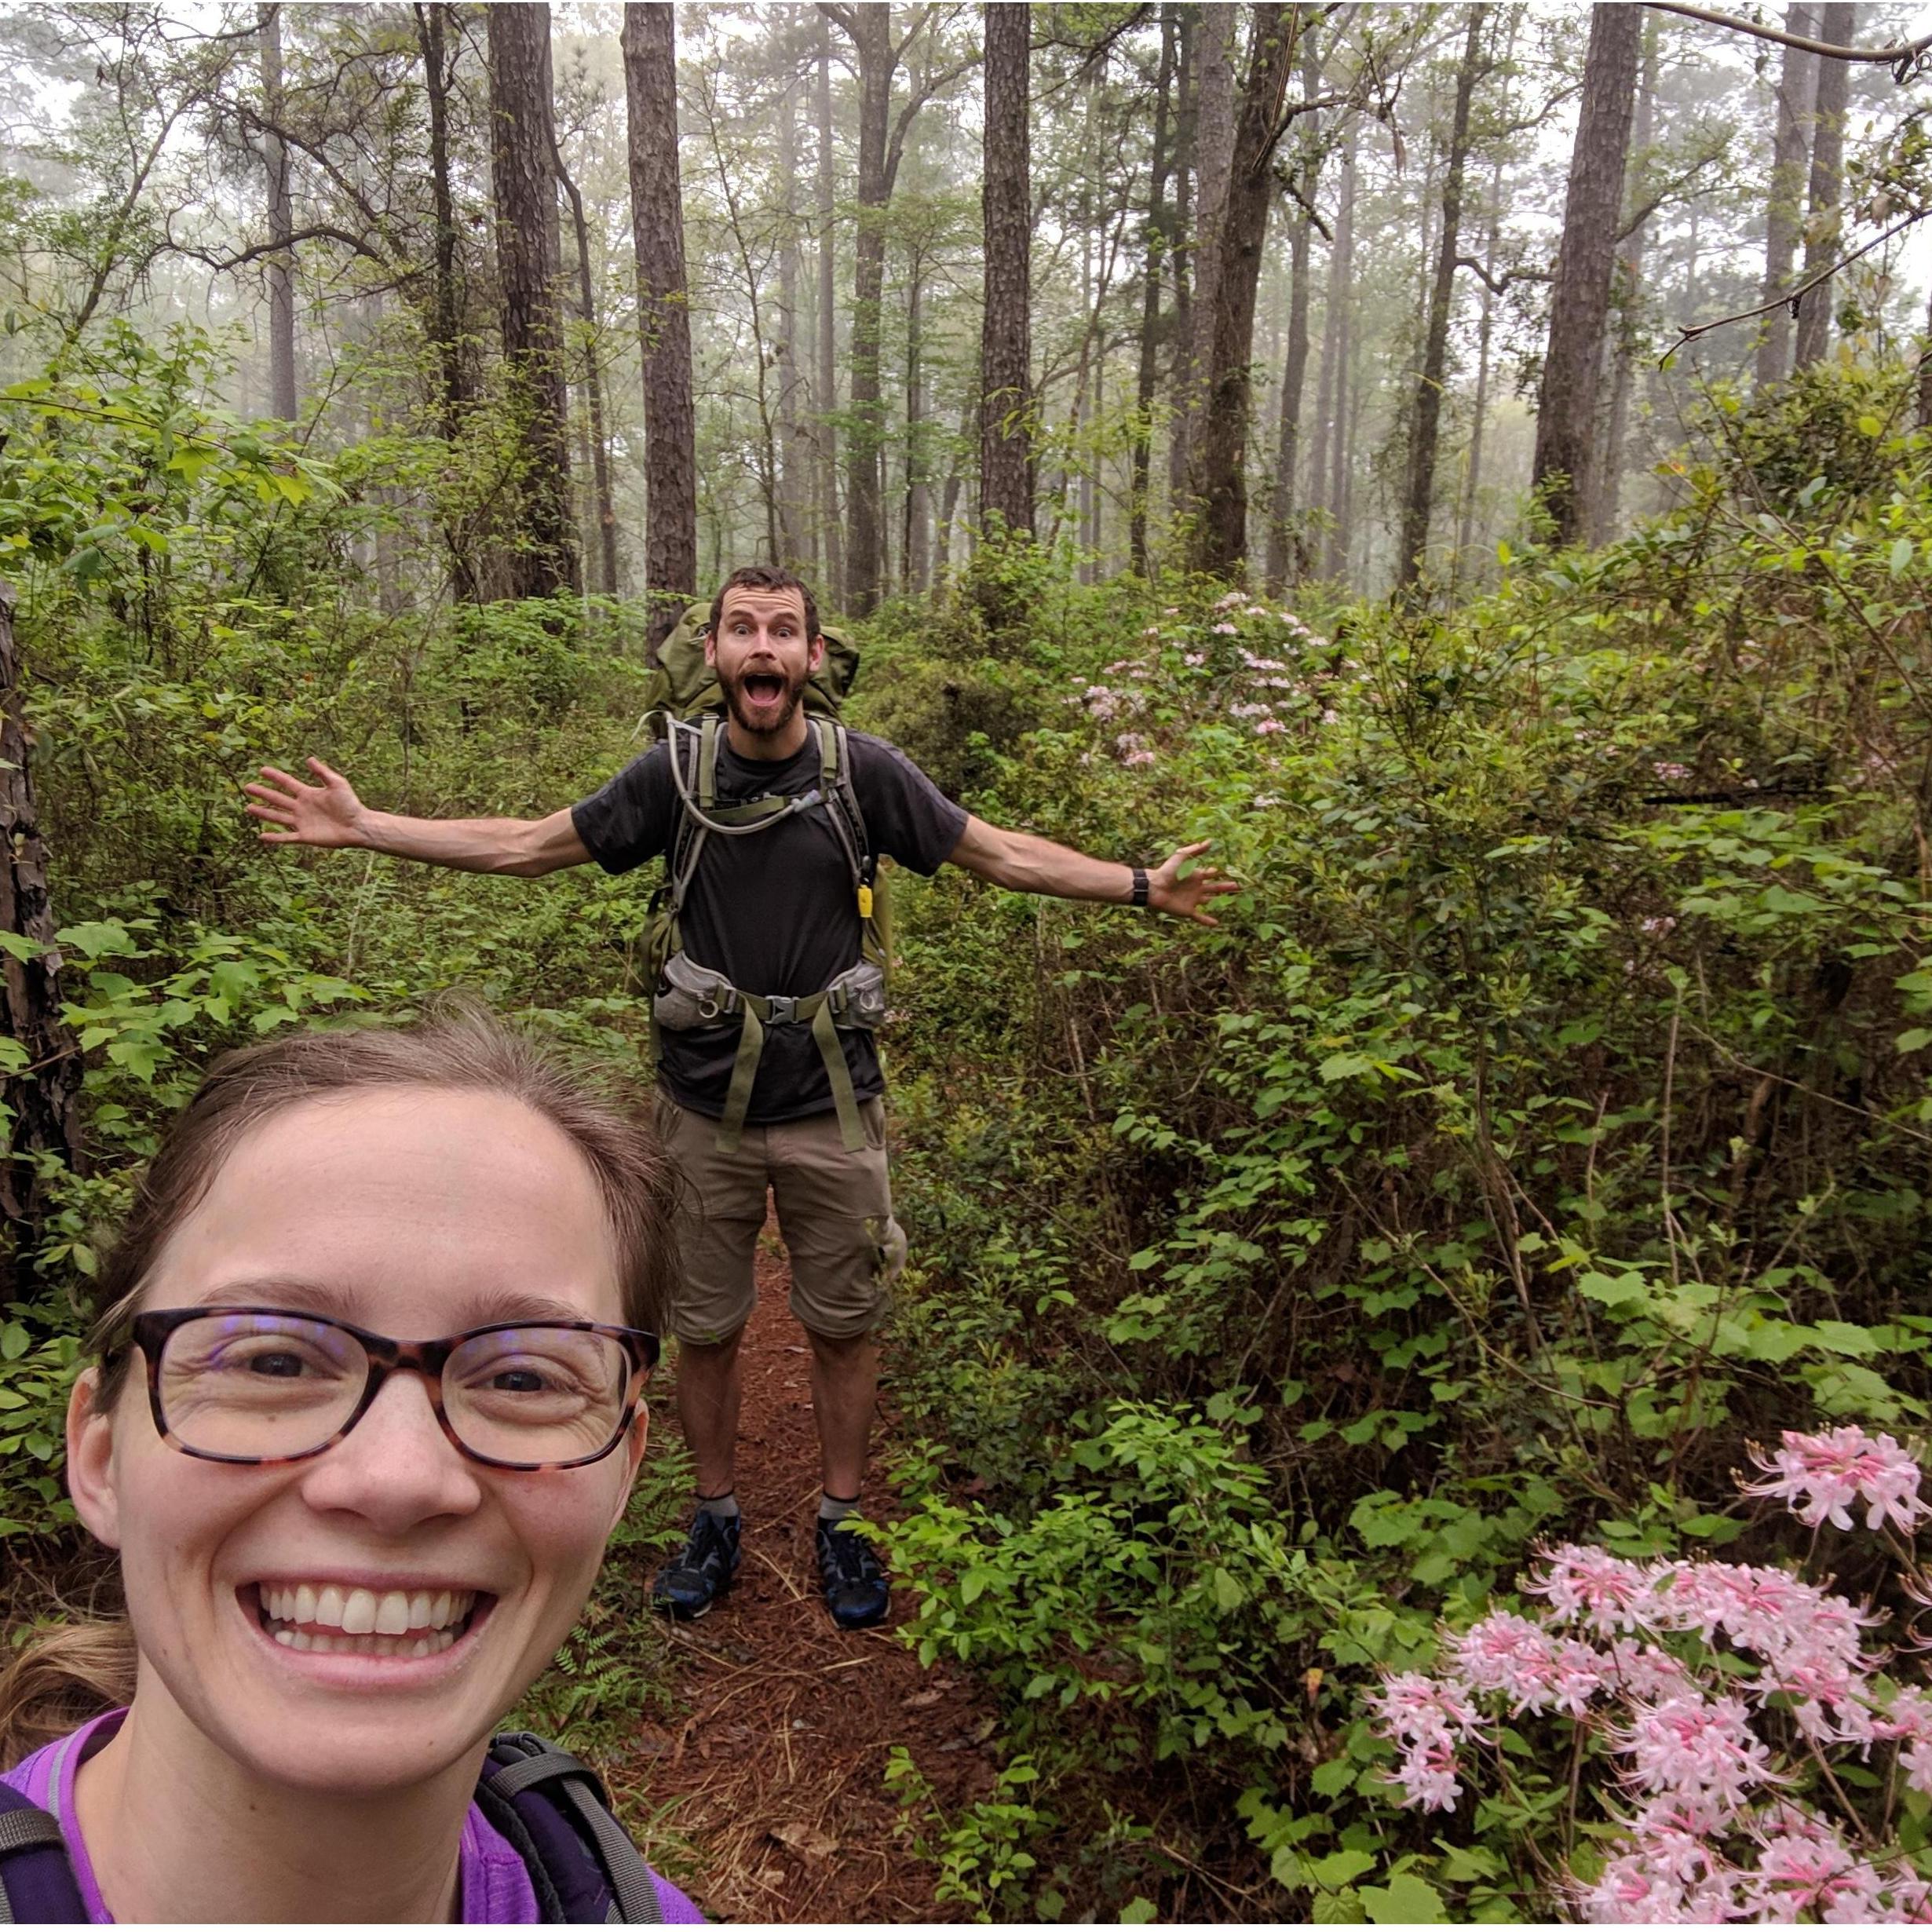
[481,1733,664,1926]
[0,1784,87,1924]
[817,720,872,891]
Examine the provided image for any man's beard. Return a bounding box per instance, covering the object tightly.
[721,662,809,738]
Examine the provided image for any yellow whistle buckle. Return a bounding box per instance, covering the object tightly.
[857,884,875,919]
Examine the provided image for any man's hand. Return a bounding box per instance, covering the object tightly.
[1148,840,1241,927]
[245,758,369,849]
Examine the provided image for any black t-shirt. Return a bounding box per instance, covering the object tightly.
[572,726,968,1123]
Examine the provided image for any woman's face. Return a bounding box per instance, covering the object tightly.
[67,1085,647,1797]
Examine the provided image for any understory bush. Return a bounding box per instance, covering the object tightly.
[866,360,1932,1918]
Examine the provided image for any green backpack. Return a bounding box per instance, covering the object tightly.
[637,600,890,1156]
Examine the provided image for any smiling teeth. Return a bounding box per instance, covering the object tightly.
[272,1627,458,1658]
[259,1583,475,1643]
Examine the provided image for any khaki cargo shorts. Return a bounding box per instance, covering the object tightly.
[653,1092,908,1346]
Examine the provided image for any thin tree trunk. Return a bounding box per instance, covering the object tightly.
[778,75,807,569]
[1594,14,1656,546]
[258,3,297,422]
[623,1,696,636]
[815,16,842,603]
[415,5,466,440]
[979,0,1035,539]
[1166,6,1195,511]
[1186,3,1297,579]
[0,584,84,1255]
[904,248,928,593]
[557,146,620,597]
[1531,1,1641,547]
[1322,127,1357,579]
[1455,154,1503,572]
[488,2,579,599]
[1171,2,1235,528]
[1793,1,1853,370]
[1265,20,1322,592]
[1129,3,1177,575]
[842,3,893,612]
[1397,3,1486,592]
[1758,4,1817,386]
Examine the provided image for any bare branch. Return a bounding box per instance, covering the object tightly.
[1645,2,1932,70]
[1663,211,1924,356]
[1456,254,1547,294]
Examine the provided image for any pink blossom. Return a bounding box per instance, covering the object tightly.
[1320,707,1340,725]
[1254,718,1285,737]
[1214,590,1245,611]
[1141,625,1162,637]
[1367,1672,1482,1810]
[1451,1612,1604,1717]
[1123,749,1157,768]
[1741,1823,1906,1923]
[1612,1693,1777,1807]
[1572,1838,1736,1923]
[1229,703,1270,718]
[1181,652,1205,667]
[1653,761,1691,782]
[1212,621,1239,634]
[1532,1545,1662,1636]
[1743,1427,1930,1535]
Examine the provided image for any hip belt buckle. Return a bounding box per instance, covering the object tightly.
[763,994,799,1025]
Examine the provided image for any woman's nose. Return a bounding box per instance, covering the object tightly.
[294,1368,484,1528]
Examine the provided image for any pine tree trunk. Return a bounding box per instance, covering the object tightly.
[1793,2,1854,371]
[557,148,620,597]
[1185,3,1297,579]
[1265,20,1323,593]
[1129,5,1177,576]
[1171,3,1235,528]
[259,3,298,422]
[815,19,843,604]
[488,2,579,599]
[1454,160,1501,573]
[1758,5,1817,386]
[622,1,696,637]
[1165,8,1196,512]
[1593,16,1656,547]
[979,0,1034,541]
[904,251,928,593]
[842,5,893,612]
[415,5,466,441]
[1322,128,1357,579]
[1531,1,1640,547]
[777,77,808,570]
[1397,3,1486,592]
[0,584,84,1256]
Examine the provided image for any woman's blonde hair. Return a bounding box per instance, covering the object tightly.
[0,1007,679,1768]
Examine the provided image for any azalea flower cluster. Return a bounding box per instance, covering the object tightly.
[1367,1429,1932,1922]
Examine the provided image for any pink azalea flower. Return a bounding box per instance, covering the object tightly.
[1532,1545,1662,1636]
[1254,718,1285,737]
[1451,1612,1603,1717]
[1743,1427,1930,1535]
[1181,652,1205,667]
[1612,1693,1777,1807]
[1212,621,1239,634]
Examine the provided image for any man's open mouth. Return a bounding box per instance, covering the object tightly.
[247,1581,491,1659]
[742,672,786,705]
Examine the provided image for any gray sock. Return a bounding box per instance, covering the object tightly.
[818,1491,860,1525]
[696,1491,740,1521]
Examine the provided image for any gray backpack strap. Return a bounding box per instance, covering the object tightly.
[484,1742,663,1926]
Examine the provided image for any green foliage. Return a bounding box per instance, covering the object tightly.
[867,360,1932,1916]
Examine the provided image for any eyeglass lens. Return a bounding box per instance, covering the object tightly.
[155,1312,634,1464]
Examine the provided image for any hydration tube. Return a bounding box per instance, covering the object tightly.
[656,710,824,840]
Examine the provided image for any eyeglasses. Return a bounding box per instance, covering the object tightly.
[125,1307,659,1472]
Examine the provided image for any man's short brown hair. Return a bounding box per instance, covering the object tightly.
[708,565,820,641]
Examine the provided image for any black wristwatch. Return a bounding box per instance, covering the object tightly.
[1130,864,1150,908]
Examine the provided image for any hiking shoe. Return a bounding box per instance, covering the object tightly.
[816,1521,890,1631]
[652,1509,741,1620]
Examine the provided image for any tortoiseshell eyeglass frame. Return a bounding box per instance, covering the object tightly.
[116,1306,660,1473]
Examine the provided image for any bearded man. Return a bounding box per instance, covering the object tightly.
[247,564,1236,1631]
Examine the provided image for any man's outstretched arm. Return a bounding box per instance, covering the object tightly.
[947,816,1240,928]
[244,758,591,878]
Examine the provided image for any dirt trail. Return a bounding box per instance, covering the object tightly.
[611,1239,997,1923]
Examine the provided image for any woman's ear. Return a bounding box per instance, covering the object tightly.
[67,1364,124,1550]
[608,1404,649,1536]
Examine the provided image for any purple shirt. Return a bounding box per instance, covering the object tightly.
[2,1710,703,1923]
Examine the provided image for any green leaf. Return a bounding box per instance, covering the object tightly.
[1120,1900,1158,1924]
[1891,537,1916,577]
[1312,1851,1379,1890]
[1361,1875,1448,1924]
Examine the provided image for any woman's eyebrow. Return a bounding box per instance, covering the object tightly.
[451,1292,604,1329]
